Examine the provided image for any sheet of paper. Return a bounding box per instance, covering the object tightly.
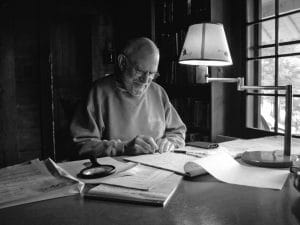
[125,152,201,175]
[59,157,137,184]
[99,165,173,190]
[185,151,289,190]
[0,159,80,209]
[124,147,232,176]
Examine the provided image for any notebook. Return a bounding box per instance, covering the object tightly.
[84,172,182,206]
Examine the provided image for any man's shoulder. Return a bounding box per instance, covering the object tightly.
[93,74,115,87]
[91,74,117,93]
[150,81,167,94]
[148,81,169,101]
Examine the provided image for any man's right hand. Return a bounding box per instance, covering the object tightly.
[124,135,158,155]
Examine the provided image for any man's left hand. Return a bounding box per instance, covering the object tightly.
[157,138,174,153]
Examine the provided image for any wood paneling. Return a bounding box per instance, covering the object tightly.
[51,15,93,160]
[0,12,18,166]
[113,0,152,51]
[51,2,117,160]
[91,13,115,81]
[39,0,55,160]
[14,8,43,161]
[210,0,245,141]
[0,0,175,166]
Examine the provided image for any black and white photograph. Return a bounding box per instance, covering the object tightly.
[1,0,300,224]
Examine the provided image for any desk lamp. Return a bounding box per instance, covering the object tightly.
[179,23,294,168]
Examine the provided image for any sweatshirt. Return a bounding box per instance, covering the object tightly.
[70,74,186,156]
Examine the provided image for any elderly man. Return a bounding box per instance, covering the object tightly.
[70,37,186,157]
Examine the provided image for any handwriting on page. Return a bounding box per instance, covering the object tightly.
[125,152,197,175]
[99,165,173,190]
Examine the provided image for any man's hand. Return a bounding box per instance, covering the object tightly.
[157,138,175,153]
[79,139,122,157]
[124,135,158,155]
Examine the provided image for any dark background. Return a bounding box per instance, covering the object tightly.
[0,0,245,167]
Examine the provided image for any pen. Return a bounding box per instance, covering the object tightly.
[186,152,207,158]
[172,150,208,158]
[172,150,186,154]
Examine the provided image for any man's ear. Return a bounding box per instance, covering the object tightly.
[117,54,126,72]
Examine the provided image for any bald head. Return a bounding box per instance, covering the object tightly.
[122,37,159,59]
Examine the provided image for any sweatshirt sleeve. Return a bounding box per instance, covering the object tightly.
[70,86,124,157]
[163,91,187,148]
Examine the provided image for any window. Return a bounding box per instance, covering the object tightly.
[246,0,300,135]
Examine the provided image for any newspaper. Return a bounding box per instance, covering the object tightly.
[0,158,84,209]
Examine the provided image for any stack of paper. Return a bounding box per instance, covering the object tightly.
[86,173,181,206]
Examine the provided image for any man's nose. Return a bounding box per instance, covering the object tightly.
[138,73,150,83]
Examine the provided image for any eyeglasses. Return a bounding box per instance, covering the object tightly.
[123,54,160,80]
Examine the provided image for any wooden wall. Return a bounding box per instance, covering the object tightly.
[210,0,246,140]
[51,15,94,160]
[0,0,153,167]
[0,7,17,166]
[0,1,42,166]
[15,4,43,161]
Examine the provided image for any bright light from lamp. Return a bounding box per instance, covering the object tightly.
[179,23,232,66]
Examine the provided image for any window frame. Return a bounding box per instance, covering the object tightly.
[246,0,300,136]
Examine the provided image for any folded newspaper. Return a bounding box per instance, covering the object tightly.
[0,158,84,209]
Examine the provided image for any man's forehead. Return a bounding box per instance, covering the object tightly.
[131,53,159,69]
[129,44,159,57]
[131,52,158,62]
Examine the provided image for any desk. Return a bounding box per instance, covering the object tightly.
[1,173,300,225]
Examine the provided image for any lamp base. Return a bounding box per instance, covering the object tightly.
[241,150,294,168]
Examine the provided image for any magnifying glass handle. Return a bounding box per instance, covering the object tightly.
[89,156,100,167]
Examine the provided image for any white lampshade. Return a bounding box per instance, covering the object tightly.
[179,23,232,66]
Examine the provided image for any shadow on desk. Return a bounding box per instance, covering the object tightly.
[292,197,300,223]
[183,174,218,183]
[215,135,237,143]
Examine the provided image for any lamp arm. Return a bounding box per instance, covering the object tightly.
[206,75,293,156]
[205,77,240,83]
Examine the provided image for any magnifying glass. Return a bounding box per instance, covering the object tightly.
[77,156,116,179]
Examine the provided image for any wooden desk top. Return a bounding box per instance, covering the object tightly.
[1,173,300,225]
